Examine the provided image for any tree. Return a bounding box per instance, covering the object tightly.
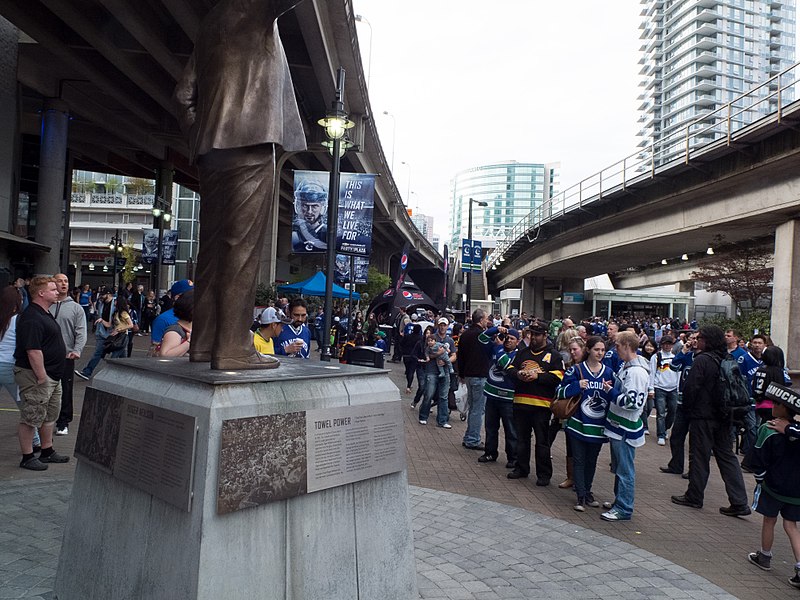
[121,244,137,284]
[358,266,391,303]
[690,244,772,313]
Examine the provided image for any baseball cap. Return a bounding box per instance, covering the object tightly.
[528,319,546,334]
[259,307,291,326]
[170,279,194,296]
[437,317,449,325]
[660,335,675,345]
[506,328,520,339]
[765,382,800,415]
[411,313,419,321]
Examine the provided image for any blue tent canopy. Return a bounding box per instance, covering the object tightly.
[277,271,360,299]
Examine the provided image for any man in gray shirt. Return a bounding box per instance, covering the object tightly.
[50,274,87,436]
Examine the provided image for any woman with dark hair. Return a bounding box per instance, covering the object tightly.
[400,324,422,394]
[104,296,133,359]
[158,290,193,357]
[0,286,40,449]
[640,338,657,361]
[752,345,787,425]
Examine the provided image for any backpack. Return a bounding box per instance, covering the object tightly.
[713,353,752,422]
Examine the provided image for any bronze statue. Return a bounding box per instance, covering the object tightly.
[174,0,307,370]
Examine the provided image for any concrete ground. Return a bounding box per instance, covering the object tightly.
[0,337,797,599]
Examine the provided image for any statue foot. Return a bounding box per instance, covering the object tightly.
[212,354,280,371]
[190,351,211,362]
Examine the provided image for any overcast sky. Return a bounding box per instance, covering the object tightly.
[352,1,643,244]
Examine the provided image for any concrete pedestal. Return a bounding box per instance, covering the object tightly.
[54,359,417,600]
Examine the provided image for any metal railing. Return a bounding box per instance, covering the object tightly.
[70,192,156,208]
[486,61,800,271]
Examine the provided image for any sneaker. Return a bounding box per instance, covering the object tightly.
[574,500,586,512]
[507,470,528,479]
[75,370,89,381]
[20,456,48,471]
[477,454,497,463]
[39,451,70,464]
[671,494,703,509]
[535,478,550,487]
[440,423,452,429]
[418,420,427,425]
[602,501,614,509]
[719,505,751,517]
[747,551,772,571]
[644,429,650,435]
[585,494,600,508]
[405,387,411,394]
[657,437,666,446]
[790,568,800,589]
[55,427,68,436]
[600,508,630,521]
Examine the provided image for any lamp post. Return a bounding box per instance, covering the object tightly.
[401,160,412,205]
[109,230,122,293]
[466,197,488,317]
[318,66,354,362]
[152,204,172,294]
[382,111,396,173]
[354,15,373,89]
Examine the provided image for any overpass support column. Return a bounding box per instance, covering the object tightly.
[771,219,800,372]
[560,277,585,320]
[0,17,18,237]
[35,99,70,276]
[521,276,544,319]
[677,281,694,322]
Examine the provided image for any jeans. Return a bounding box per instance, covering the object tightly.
[82,335,108,376]
[571,437,603,501]
[609,438,637,517]
[512,405,552,480]
[737,406,757,457]
[413,367,428,405]
[419,370,449,426]
[462,377,486,447]
[686,419,748,507]
[654,388,678,439]
[484,398,516,461]
[55,358,75,429]
[667,403,690,473]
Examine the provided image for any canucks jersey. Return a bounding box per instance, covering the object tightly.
[556,362,613,444]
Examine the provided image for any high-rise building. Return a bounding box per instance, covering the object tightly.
[448,161,559,251]
[410,212,435,244]
[638,0,795,160]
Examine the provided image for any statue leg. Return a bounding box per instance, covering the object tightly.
[196,145,279,370]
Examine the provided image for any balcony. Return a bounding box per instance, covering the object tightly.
[71,192,156,209]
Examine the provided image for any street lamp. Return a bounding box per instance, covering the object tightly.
[382,111,396,173]
[354,15,373,89]
[318,66,354,362]
[109,230,123,293]
[401,160,411,204]
[466,198,488,317]
[151,203,172,294]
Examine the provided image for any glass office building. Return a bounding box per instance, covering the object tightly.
[638,0,796,160]
[448,161,559,251]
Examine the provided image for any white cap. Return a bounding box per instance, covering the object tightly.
[259,307,291,325]
[437,317,449,325]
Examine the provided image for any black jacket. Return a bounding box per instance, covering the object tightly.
[456,326,490,378]
[682,350,723,421]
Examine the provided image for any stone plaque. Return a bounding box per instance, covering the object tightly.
[75,389,198,512]
[217,401,405,514]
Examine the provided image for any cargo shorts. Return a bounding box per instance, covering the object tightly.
[14,367,62,428]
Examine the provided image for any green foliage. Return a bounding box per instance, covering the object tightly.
[255,282,276,306]
[121,244,136,284]
[699,309,771,338]
[357,266,391,303]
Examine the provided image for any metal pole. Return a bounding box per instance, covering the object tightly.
[467,199,473,318]
[321,67,346,362]
[156,219,164,295]
[348,255,354,338]
[111,228,119,293]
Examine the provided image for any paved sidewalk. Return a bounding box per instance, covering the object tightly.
[0,348,797,598]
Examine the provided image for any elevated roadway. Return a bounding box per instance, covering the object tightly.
[1,0,440,280]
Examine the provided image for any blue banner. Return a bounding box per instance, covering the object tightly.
[292,171,376,255]
[334,254,369,284]
[161,230,179,265]
[461,239,482,272]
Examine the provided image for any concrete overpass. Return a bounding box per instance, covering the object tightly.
[486,66,800,368]
[0,0,440,283]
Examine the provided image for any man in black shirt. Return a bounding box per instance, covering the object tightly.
[14,276,68,470]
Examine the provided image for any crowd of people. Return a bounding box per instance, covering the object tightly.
[4,276,799,588]
[393,308,800,589]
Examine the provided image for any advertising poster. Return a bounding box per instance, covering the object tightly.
[141,228,158,264]
[334,255,369,285]
[292,171,376,255]
[161,230,179,265]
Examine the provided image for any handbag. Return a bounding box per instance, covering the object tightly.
[103,331,128,353]
[550,366,583,420]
